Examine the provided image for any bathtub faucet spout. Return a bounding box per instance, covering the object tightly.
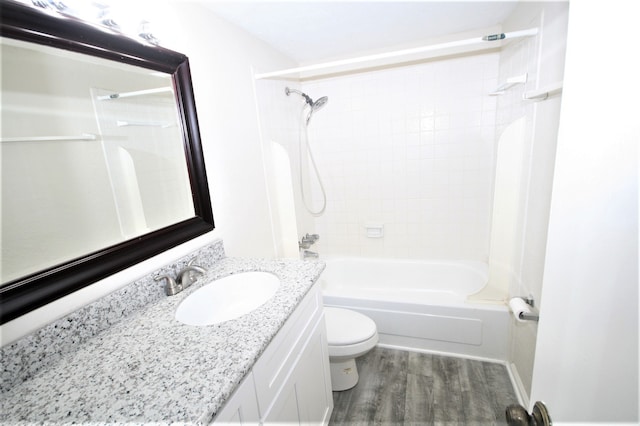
[303,250,319,259]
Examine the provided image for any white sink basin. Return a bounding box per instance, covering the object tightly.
[175,271,280,326]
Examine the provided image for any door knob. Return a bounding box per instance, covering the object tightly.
[506,401,552,426]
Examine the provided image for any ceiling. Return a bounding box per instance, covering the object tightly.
[201,1,520,64]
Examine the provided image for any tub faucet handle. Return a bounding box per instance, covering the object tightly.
[299,240,311,249]
[300,233,320,249]
[305,233,320,242]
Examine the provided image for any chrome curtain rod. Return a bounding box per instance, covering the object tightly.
[255,28,539,79]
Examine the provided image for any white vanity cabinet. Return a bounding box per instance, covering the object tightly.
[211,372,260,424]
[213,283,333,425]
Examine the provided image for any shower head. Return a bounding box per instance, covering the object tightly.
[285,87,328,125]
[285,87,328,109]
[311,96,328,112]
[305,95,328,124]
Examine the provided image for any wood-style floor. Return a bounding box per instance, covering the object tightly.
[330,347,519,426]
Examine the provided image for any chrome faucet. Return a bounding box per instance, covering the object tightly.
[155,274,182,296]
[155,258,207,296]
[177,259,206,289]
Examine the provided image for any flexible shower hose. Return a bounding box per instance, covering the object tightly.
[299,108,327,216]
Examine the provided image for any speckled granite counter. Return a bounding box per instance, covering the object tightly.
[0,243,325,424]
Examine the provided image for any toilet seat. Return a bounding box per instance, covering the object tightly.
[325,307,378,359]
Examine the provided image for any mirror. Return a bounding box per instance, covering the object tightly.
[0,2,214,323]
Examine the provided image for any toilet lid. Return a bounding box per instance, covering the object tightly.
[324,307,377,346]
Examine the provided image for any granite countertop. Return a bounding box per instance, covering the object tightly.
[0,257,325,424]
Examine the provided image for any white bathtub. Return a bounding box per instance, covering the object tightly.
[320,258,510,361]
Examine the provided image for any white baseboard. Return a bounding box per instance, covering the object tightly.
[506,361,530,408]
[376,342,505,365]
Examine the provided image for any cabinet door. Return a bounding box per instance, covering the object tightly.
[261,379,301,424]
[253,285,322,413]
[262,314,333,425]
[212,372,260,425]
[293,315,333,425]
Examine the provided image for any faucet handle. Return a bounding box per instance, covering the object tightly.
[300,233,320,248]
[299,240,312,249]
[155,275,182,296]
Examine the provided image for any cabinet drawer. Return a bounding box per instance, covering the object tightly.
[252,284,322,414]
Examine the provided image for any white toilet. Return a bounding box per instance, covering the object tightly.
[324,307,379,391]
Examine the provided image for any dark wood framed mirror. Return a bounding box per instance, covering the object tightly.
[0,1,214,323]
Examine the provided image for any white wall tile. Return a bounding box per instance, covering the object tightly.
[300,53,499,261]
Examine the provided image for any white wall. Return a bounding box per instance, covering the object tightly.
[1,1,297,345]
[530,1,639,422]
[151,1,299,258]
[299,51,499,260]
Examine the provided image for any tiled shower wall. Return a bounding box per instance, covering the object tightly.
[301,53,500,261]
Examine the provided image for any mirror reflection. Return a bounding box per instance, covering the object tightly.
[1,38,195,284]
